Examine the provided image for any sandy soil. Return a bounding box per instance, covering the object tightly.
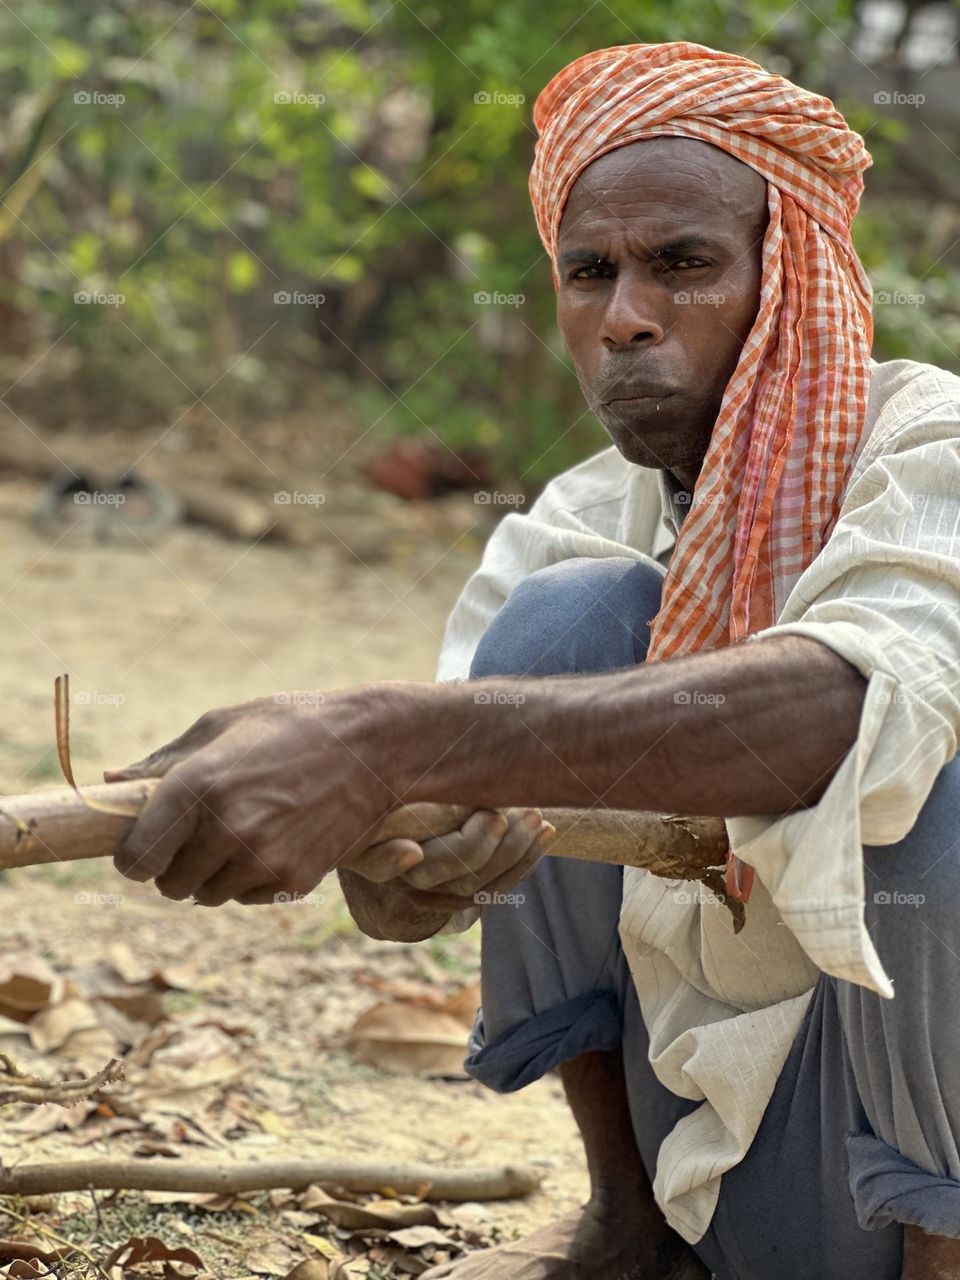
[0,465,587,1275]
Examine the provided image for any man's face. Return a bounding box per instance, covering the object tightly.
[556,138,768,491]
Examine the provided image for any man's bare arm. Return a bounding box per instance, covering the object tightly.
[108,634,865,905]
[339,634,863,939]
[395,635,866,816]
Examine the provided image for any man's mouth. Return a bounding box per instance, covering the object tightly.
[602,391,677,411]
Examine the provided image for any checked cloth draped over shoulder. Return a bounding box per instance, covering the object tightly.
[528,41,874,660]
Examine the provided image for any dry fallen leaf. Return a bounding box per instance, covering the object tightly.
[0,1244,60,1268]
[131,1023,243,1110]
[96,986,167,1027]
[255,1108,292,1138]
[284,1262,335,1280]
[105,942,200,992]
[387,1225,458,1250]
[0,957,63,1023]
[298,1188,446,1231]
[345,1003,469,1078]
[28,997,101,1053]
[11,1099,99,1135]
[437,983,481,1028]
[246,1240,300,1276]
[103,1234,204,1272]
[105,942,155,986]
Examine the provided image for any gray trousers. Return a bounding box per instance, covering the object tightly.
[464,555,960,1280]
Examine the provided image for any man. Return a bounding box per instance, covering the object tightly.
[109,42,960,1280]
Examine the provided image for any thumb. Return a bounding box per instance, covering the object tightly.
[104,710,230,782]
[104,746,181,782]
[344,838,425,883]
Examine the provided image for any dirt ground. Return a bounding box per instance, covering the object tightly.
[0,436,587,1277]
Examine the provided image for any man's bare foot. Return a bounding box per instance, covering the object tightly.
[422,1202,711,1279]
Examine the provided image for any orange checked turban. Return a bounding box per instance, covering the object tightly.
[529,41,874,664]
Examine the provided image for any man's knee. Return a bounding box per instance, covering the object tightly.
[470,555,664,680]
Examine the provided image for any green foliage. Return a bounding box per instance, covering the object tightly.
[0,1,957,486]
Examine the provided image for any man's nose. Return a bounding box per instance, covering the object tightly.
[600,279,666,349]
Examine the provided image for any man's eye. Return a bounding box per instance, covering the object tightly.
[670,257,711,271]
[569,262,612,281]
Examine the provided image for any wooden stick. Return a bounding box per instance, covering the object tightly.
[0,1158,541,1202]
[0,780,728,879]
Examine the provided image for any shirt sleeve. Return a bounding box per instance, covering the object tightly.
[725,404,960,997]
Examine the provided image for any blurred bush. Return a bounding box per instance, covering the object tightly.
[1,0,958,489]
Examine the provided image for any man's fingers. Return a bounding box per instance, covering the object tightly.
[154,839,231,902]
[483,824,553,897]
[403,809,507,891]
[113,768,204,882]
[442,814,547,896]
[430,809,547,898]
[193,861,280,908]
[344,838,424,883]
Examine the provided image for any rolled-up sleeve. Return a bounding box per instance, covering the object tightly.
[726,408,960,997]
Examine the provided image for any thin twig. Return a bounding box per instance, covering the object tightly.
[0,1054,124,1108]
[0,1159,540,1202]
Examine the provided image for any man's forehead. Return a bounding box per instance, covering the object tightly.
[560,137,767,231]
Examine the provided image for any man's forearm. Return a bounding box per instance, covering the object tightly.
[383,634,865,818]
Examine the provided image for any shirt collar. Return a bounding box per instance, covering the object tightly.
[651,468,686,562]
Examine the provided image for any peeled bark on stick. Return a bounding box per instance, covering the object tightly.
[0,779,728,879]
[0,1158,540,1201]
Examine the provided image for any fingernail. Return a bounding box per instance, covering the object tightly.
[523,809,542,831]
[489,812,509,835]
[538,822,557,845]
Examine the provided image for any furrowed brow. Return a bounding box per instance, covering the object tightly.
[649,235,715,258]
[556,248,610,268]
[557,235,723,268]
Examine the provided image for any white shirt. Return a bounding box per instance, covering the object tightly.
[434,358,960,1243]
